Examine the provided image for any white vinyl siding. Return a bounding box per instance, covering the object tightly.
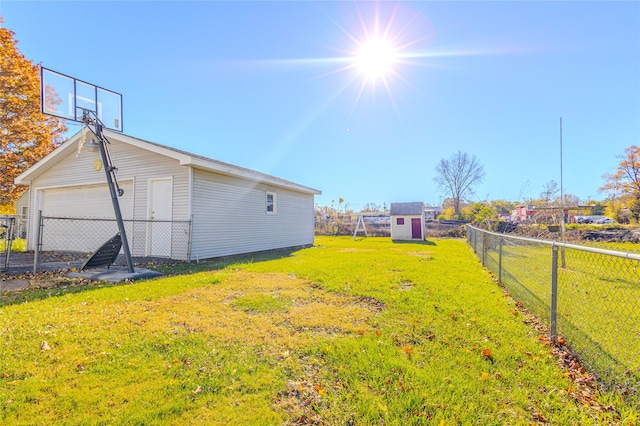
[390,214,424,241]
[25,137,191,254]
[190,169,314,260]
[19,131,318,260]
[30,137,190,220]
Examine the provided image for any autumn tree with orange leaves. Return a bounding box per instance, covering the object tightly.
[0,20,66,211]
[600,145,640,222]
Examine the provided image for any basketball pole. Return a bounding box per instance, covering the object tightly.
[85,114,135,273]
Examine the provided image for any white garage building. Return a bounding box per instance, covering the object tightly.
[15,130,321,261]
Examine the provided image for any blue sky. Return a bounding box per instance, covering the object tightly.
[2,1,638,210]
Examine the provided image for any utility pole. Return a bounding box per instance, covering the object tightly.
[560,117,566,268]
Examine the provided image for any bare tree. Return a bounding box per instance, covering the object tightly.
[361,203,381,213]
[433,151,485,216]
[517,180,531,204]
[540,180,560,205]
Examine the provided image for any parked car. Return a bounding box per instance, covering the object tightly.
[595,217,615,224]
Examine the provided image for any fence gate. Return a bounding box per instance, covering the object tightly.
[1,216,16,272]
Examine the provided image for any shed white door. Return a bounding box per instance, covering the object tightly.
[147,178,173,257]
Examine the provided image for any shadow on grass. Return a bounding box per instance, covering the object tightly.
[152,245,305,276]
[0,280,125,308]
[499,267,550,320]
[0,245,306,309]
[391,240,438,246]
[556,314,640,400]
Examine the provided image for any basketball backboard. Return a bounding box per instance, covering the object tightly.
[41,67,123,132]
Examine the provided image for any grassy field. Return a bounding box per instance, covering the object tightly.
[1,236,637,424]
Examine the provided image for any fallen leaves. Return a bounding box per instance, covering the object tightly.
[531,410,549,423]
[501,287,620,415]
[276,378,327,424]
[314,384,326,395]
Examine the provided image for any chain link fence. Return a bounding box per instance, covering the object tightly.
[467,225,639,402]
[314,216,466,238]
[1,216,16,272]
[34,215,192,271]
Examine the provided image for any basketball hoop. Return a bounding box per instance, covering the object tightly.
[40,67,134,273]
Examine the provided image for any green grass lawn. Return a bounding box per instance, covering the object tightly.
[0,237,25,252]
[1,236,637,424]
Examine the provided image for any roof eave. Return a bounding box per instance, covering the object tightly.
[14,133,81,185]
[187,157,321,195]
[16,129,322,196]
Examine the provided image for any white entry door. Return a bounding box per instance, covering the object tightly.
[147,178,173,257]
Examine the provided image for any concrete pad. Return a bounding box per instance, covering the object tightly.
[0,279,31,292]
[68,267,161,283]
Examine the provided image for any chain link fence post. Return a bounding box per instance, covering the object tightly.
[481,232,487,266]
[472,226,477,252]
[550,244,559,342]
[498,237,503,284]
[33,210,43,274]
[187,216,194,263]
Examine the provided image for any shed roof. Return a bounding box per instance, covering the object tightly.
[390,202,424,216]
[15,129,321,195]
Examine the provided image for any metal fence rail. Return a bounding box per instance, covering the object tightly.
[35,215,192,271]
[467,225,639,401]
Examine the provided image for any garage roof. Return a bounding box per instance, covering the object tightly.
[15,129,321,195]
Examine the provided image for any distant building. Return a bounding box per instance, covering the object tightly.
[513,205,534,223]
[390,202,425,241]
[424,205,441,220]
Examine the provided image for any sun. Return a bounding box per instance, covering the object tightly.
[355,36,397,81]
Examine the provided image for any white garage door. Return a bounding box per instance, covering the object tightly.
[39,182,134,253]
[41,182,133,218]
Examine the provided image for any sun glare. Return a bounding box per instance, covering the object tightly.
[355,36,396,81]
[251,3,442,115]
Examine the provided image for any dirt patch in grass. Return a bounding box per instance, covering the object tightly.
[396,281,415,291]
[222,271,384,338]
[73,270,384,355]
[407,251,432,260]
[336,248,374,253]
